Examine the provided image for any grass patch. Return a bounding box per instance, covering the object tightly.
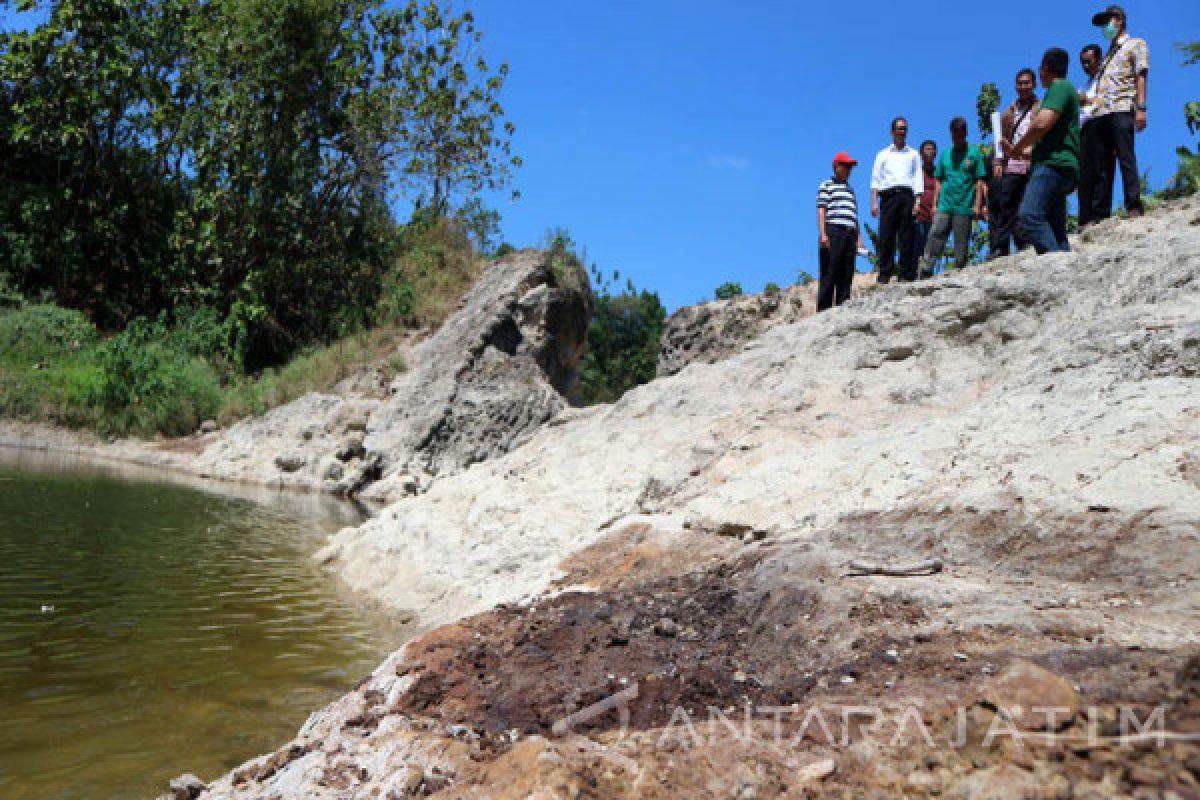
[217,327,409,424]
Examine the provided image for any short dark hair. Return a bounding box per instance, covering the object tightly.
[1081,43,1104,61]
[949,117,968,135]
[1042,47,1069,79]
[1016,67,1037,83]
[920,139,938,153]
[891,116,908,131]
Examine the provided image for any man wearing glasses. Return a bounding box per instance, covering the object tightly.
[870,117,924,283]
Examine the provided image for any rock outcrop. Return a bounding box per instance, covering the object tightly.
[656,274,878,378]
[187,250,591,498]
[364,249,591,482]
[199,196,1200,799]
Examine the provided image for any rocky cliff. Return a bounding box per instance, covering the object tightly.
[656,274,877,378]
[183,250,591,500]
[189,198,1200,799]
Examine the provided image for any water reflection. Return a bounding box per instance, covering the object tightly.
[0,448,400,800]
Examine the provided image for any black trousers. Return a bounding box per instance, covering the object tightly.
[876,188,916,283]
[1078,120,1108,227]
[818,225,856,312]
[1091,111,1142,218]
[991,172,1031,256]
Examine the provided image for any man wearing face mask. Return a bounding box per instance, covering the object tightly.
[1088,5,1149,220]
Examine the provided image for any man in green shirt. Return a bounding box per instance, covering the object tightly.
[919,117,987,277]
[1009,47,1081,253]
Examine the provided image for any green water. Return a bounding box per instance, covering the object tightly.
[0,450,400,800]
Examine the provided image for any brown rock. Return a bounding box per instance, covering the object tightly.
[952,765,1042,800]
[1043,773,1073,800]
[1128,764,1164,787]
[985,661,1079,731]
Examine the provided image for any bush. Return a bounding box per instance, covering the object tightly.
[0,304,97,361]
[379,213,483,329]
[0,272,22,307]
[764,282,782,295]
[714,282,744,301]
[92,317,221,436]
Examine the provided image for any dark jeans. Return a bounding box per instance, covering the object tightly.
[987,176,1006,257]
[1091,111,1142,218]
[1019,164,1076,254]
[877,188,917,283]
[1078,120,1108,226]
[991,172,1031,256]
[818,225,856,311]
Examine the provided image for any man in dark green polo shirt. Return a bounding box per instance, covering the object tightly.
[919,117,987,277]
[1009,47,1081,253]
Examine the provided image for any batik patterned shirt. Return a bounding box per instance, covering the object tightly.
[1092,34,1149,118]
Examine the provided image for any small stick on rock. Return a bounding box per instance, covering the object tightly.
[844,559,944,578]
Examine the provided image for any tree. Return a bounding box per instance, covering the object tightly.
[0,0,520,368]
[380,1,520,214]
[0,0,191,324]
[1179,41,1200,66]
[177,0,397,367]
[578,274,666,405]
[714,282,743,301]
[1159,41,1200,199]
[976,82,1000,159]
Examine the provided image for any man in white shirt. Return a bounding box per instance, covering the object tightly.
[870,117,924,283]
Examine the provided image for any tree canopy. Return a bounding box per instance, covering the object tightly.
[0,0,517,367]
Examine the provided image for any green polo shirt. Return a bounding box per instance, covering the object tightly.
[1033,78,1081,176]
[934,145,987,216]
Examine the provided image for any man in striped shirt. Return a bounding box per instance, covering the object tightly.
[816,152,866,312]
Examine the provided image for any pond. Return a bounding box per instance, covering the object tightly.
[0,449,401,800]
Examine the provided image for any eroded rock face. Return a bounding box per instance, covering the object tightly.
[187,250,591,496]
[656,276,878,378]
[364,249,591,481]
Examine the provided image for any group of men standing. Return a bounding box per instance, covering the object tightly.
[815,4,1149,312]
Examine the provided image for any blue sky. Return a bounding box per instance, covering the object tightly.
[469,0,1200,309]
[4,1,1198,310]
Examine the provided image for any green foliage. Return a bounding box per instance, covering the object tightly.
[0,303,97,361]
[0,0,517,370]
[92,316,221,435]
[977,83,1001,137]
[578,262,666,406]
[763,282,781,295]
[0,273,21,307]
[1186,102,1200,135]
[543,228,590,295]
[1153,43,1200,200]
[796,270,816,287]
[714,282,743,301]
[1179,41,1200,66]
[382,0,521,213]
[862,223,882,271]
[382,211,484,328]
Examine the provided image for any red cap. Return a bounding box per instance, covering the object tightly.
[833,151,858,167]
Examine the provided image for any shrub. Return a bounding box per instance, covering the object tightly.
[92,317,221,436]
[714,282,744,301]
[764,282,782,295]
[0,304,97,361]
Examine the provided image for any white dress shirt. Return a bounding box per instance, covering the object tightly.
[1080,75,1100,126]
[871,145,923,195]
